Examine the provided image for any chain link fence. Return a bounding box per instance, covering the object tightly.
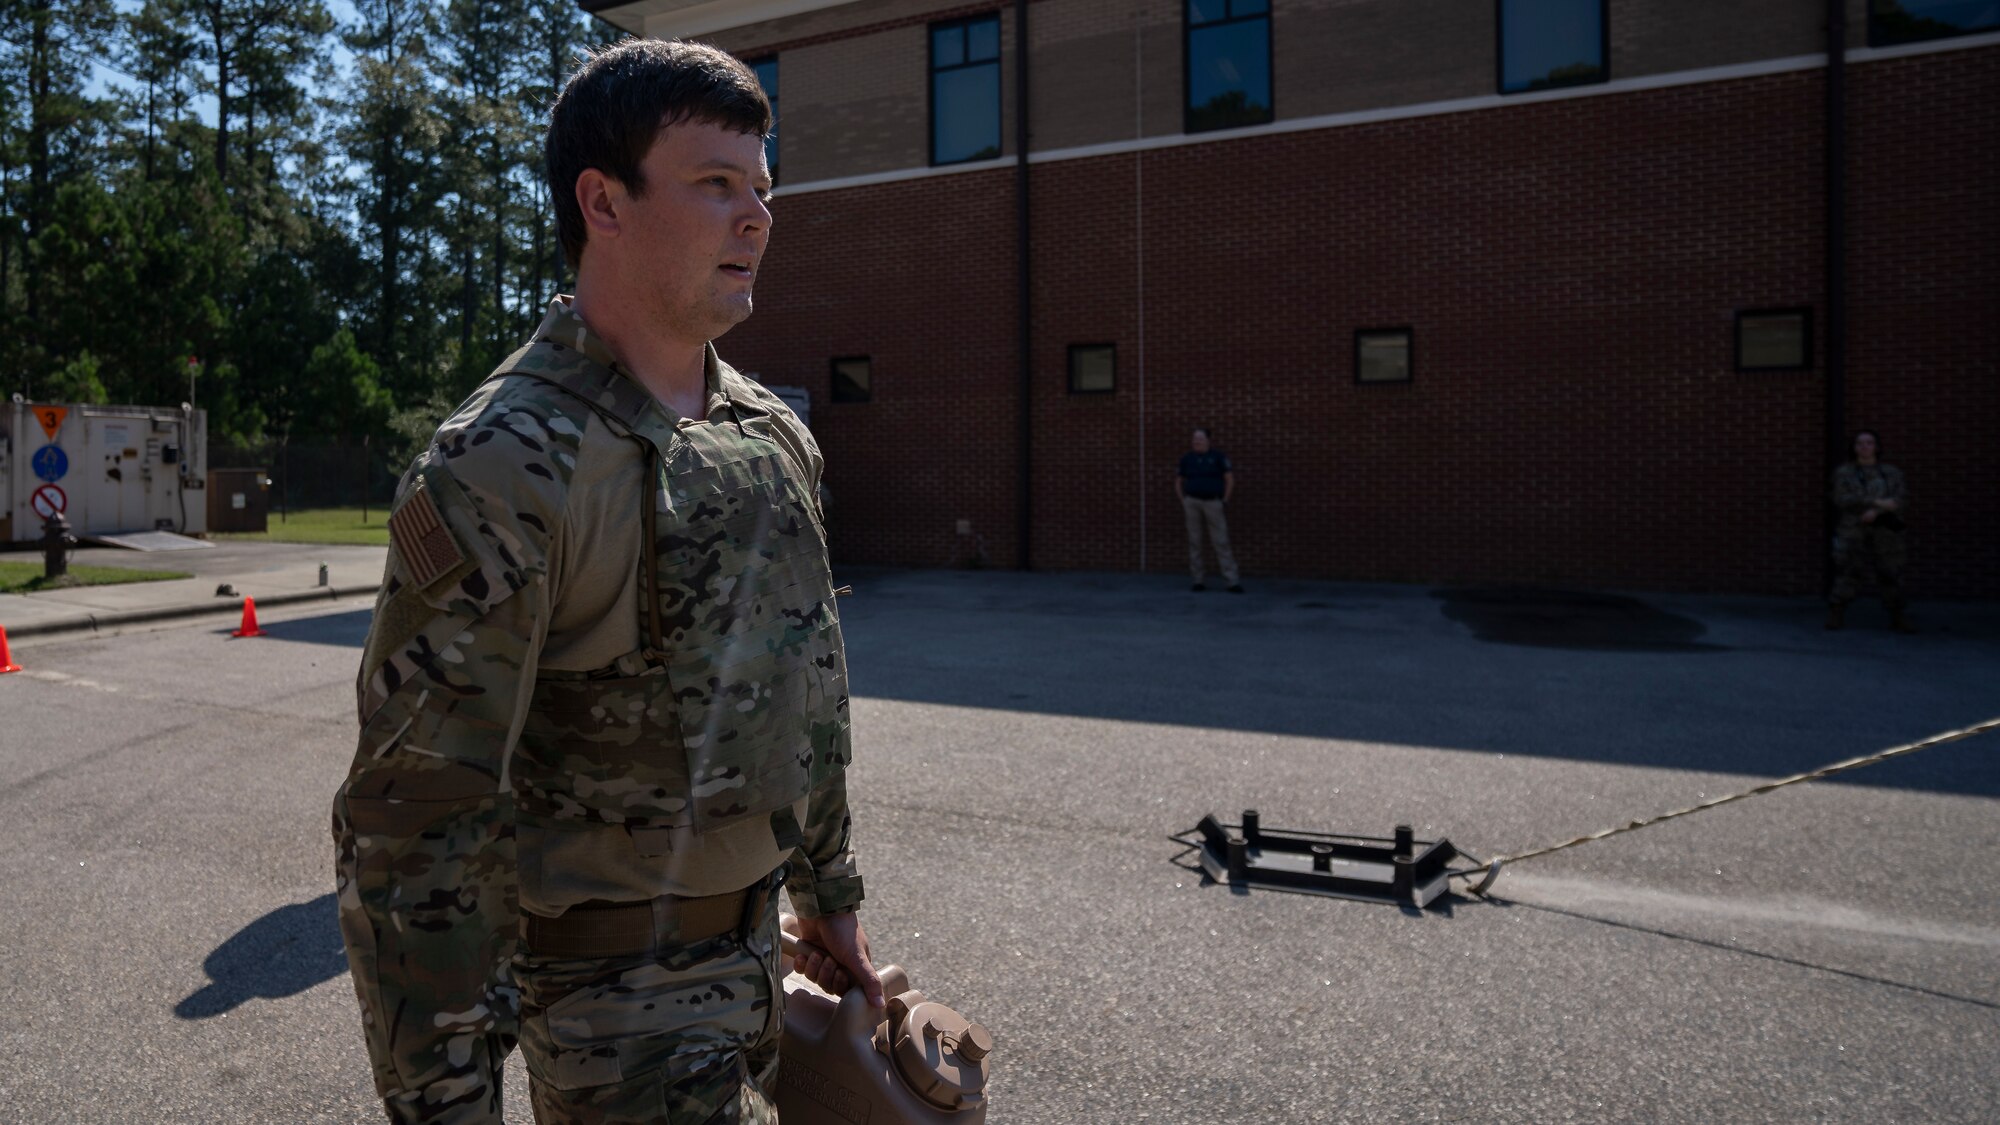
[208,437,399,520]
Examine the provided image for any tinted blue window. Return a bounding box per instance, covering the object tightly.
[1186,16,1272,132]
[1498,0,1606,94]
[1187,0,1225,19]
[1231,0,1269,15]
[932,25,964,67]
[967,18,1000,62]
[933,67,1002,163]
[931,16,1002,165]
[750,57,778,177]
[1869,0,2000,45]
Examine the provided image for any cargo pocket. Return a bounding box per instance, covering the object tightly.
[520,942,774,1108]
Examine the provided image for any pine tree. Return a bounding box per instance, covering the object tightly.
[0,0,604,473]
[339,0,442,402]
[0,0,117,390]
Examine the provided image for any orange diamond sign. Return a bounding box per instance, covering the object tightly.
[31,404,67,440]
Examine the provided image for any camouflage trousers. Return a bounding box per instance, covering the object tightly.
[1182,496,1240,585]
[515,898,784,1125]
[1830,527,1907,611]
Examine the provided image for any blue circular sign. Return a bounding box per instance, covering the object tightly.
[32,444,69,483]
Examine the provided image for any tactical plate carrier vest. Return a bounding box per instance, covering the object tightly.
[495,341,851,859]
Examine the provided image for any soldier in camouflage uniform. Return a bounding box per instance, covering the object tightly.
[1826,429,1914,633]
[333,40,883,1124]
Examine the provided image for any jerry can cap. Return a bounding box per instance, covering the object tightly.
[877,990,992,1111]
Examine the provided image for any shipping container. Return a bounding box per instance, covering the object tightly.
[1,398,208,543]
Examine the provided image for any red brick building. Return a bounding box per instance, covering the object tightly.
[586,0,1999,597]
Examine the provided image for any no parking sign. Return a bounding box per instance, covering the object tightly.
[31,483,67,520]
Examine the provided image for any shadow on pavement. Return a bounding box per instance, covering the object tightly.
[174,894,348,1019]
[1435,587,1722,652]
[195,568,1996,798]
[212,608,373,648]
[835,569,2000,798]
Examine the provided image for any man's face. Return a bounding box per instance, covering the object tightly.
[617,120,772,344]
[1855,433,1877,462]
[1191,430,1210,453]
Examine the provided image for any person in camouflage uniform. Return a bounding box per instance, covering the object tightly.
[333,40,883,1125]
[1826,429,1914,633]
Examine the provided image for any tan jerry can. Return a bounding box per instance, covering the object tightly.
[777,931,993,1124]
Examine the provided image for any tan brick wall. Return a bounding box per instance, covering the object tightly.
[781,26,932,180]
[1613,0,1827,80]
[698,0,983,56]
[1028,0,1183,149]
[707,1,1020,183]
[1279,0,1492,116]
[670,0,1892,186]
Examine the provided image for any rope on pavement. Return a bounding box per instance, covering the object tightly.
[1452,715,2000,897]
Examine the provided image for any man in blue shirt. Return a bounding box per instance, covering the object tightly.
[1177,427,1242,592]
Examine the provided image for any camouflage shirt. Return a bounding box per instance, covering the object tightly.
[333,298,862,1122]
[1831,462,1907,534]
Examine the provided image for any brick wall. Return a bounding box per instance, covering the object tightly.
[1843,47,2000,599]
[720,45,1999,596]
[781,25,933,177]
[714,0,1859,189]
[726,170,1026,569]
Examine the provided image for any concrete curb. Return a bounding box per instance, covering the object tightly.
[6,584,381,640]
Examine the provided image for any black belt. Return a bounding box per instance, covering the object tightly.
[520,868,782,959]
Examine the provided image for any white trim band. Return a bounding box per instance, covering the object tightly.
[774,31,2000,199]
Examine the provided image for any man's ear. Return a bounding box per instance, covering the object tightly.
[575,168,621,241]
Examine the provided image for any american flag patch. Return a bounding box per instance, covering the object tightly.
[388,481,464,589]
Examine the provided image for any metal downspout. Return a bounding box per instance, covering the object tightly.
[1014,0,1033,570]
[1822,0,1848,593]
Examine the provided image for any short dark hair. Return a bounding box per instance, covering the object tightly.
[545,38,771,269]
[1852,429,1882,458]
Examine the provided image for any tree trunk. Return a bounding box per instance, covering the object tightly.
[378,126,399,362]
[211,7,230,181]
[1,157,12,325]
[531,192,545,314]
[459,213,474,357]
[492,164,506,337]
[25,0,53,333]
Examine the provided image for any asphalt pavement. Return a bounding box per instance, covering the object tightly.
[1,570,1995,1122]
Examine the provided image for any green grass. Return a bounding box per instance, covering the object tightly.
[213,506,391,546]
[0,561,193,594]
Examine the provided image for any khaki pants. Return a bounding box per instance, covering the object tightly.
[1182,496,1239,585]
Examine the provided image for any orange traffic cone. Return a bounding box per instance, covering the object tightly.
[231,597,267,638]
[0,626,21,674]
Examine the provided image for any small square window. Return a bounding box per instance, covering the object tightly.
[1355,329,1413,384]
[1068,344,1116,393]
[1736,310,1812,372]
[831,357,872,403]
